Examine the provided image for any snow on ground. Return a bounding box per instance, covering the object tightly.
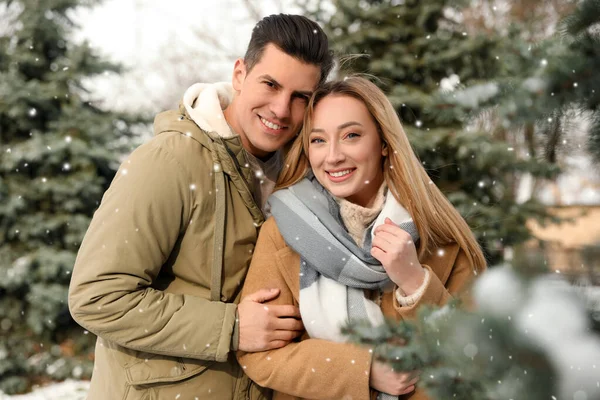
[0,380,89,400]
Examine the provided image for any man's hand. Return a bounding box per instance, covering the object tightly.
[369,359,420,396]
[237,288,304,352]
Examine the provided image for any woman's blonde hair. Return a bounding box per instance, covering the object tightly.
[277,76,486,271]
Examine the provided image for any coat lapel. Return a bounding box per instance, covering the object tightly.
[421,243,459,285]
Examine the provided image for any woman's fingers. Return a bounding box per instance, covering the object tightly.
[373,231,399,247]
[374,223,414,243]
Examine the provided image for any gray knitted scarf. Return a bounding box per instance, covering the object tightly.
[268,174,419,400]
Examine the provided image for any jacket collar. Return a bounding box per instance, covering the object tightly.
[182,82,235,139]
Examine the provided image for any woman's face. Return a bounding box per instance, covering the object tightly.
[308,94,385,207]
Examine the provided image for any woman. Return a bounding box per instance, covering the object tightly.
[237,77,486,400]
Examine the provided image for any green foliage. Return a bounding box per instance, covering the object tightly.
[556,0,600,163]
[0,0,147,393]
[320,0,560,264]
[343,256,600,399]
[438,0,600,163]
[344,301,557,399]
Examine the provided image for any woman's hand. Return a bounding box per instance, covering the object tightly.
[371,217,426,295]
[370,359,419,396]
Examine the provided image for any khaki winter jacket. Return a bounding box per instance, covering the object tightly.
[69,104,270,400]
[237,217,482,400]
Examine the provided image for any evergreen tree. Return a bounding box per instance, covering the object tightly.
[345,258,600,399]
[318,0,559,264]
[438,0,598,175]
[332,4,600,400]
[537,0,600,162]
[0,0,145,393]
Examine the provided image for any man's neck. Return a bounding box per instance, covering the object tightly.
[246,149,277,164]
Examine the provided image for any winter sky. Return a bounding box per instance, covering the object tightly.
[76,0,288,66]
[73,0,303,111]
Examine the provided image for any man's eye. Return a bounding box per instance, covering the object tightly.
[264,81,275,87]
[292,94,309,102]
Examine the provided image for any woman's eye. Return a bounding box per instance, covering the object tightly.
[310,138,325,144]
[346,132,360,139]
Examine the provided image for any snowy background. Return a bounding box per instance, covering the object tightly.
[0,380,88,400]
[75,0,600,206]
[2,0,599,398]
[2,1,296,398]
[73,0,304,113]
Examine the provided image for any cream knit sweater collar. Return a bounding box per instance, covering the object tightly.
[336,183,386,247]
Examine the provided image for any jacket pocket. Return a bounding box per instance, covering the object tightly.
[234,365,272,400]
[124,352,214,386]
[246,381,272,400]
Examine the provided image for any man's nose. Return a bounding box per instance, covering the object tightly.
[270,93,291,120]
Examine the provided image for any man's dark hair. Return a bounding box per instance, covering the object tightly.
[244,14,334,84]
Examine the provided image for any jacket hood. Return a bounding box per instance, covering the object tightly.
[181,82,236,138]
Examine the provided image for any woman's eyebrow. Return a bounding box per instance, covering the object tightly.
[311,121,363,133]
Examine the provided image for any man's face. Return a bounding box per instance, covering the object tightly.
[226,44,321,159]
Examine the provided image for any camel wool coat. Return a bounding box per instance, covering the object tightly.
[238,217,483,400]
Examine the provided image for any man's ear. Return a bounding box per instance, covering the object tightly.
[232,58,247,91]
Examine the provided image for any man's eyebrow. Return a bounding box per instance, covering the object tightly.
[294,90,313,98]
[258,74,313,97]
[258,74,280,86]
[311,121,363,133]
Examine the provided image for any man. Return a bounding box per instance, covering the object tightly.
[68,14,333,400]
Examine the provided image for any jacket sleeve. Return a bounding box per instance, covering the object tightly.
[237,218,373,400]
[68,139,236,362]
[391,246,485,319]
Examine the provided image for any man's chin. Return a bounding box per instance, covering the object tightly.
[254,137,286,153]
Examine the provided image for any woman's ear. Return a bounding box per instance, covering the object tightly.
[382,143,389,156]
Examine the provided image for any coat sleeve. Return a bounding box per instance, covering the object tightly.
[68,138,236,362]
[237,218,373,400]
[390,246,485,320]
